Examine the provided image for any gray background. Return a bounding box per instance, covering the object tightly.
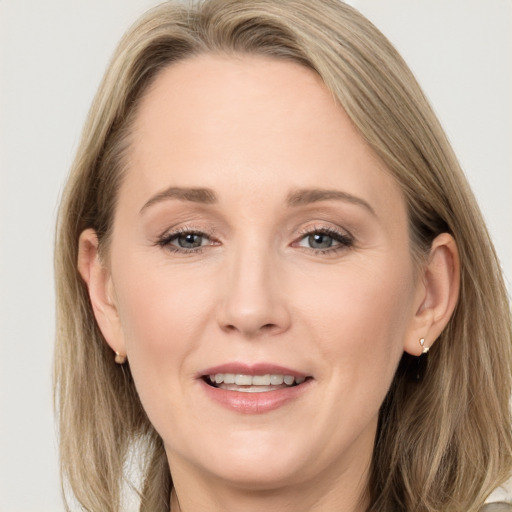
[1,1,510,510]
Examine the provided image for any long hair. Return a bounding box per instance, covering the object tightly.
[54,1,512,510]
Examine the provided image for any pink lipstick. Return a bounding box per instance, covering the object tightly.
[198,363,312,414]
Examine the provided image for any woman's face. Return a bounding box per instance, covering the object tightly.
[104,55,424,493]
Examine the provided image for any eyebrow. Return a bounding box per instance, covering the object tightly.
[139,185,375,216]
[140,186,217,213]
[286,188,376,215]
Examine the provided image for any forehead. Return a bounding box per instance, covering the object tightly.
[122,54,404,219]
[131,54,345,168]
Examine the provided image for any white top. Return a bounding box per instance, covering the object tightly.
[486,479,512,507]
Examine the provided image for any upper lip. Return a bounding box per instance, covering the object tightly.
[199,362,308,378]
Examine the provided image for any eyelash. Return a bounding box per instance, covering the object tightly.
[156,225,354,255]
[294,225,354,254]
[156,226,218,254]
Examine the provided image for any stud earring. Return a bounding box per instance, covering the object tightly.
[414,338,429,382]
[114,351,127,365]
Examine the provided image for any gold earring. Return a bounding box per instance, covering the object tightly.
[114,351,127,364]
[409,338,430,382]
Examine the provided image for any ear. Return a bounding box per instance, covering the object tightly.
[77,228,126,359]
[404,233,460,356]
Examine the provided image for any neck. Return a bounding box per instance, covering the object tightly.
[167,448,372,512]
[170,483,369,512]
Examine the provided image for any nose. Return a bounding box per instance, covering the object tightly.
[216,244,291,338]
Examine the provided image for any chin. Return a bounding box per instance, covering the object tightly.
[168,429,314,490]
[204,458,307,491]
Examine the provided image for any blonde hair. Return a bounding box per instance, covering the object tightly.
[54,1,512,510]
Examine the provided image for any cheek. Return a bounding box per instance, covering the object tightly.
[114,255,211,346]
[296,255,415,379]
[111,257,215,410]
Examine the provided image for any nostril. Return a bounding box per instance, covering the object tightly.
[216,296,291,337]
[221,322,280,335]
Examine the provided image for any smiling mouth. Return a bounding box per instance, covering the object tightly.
[203,373,310,393]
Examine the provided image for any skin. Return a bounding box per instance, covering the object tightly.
[79,55,459,512]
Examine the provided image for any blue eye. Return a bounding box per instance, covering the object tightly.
[173,232,206,249]
[296,228,353,252]
[157,229,214,253]
[304,233,336,249]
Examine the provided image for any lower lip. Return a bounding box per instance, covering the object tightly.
[199,378,312,414]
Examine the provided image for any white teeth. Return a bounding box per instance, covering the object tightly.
[270,374,284,385]
[252,374,271,385]
[235,374,253,385]
[223,373,235,384]
[283,375,294,385]
[208,373,306,387]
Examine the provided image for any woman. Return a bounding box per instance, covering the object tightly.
[54,1,512,510]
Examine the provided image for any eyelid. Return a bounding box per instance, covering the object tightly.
[155,225,220,254]
[292,224,354,253]
[154,222,354,255]
[295,223,353,240]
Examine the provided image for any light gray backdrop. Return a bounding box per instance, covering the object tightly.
[1,1,510,510]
